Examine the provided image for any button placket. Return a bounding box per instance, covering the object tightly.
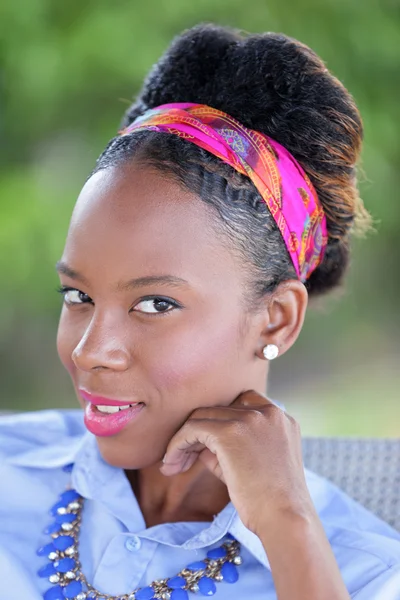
[93,535,156,595]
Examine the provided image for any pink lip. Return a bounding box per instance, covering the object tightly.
[83,402,144,437]
[79,389,139,407]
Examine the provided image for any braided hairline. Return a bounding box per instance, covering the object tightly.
[89,130,297,305]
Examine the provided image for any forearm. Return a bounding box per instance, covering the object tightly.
[258,506,350,600]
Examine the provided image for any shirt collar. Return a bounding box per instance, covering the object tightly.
[71,433,272,569]
[6,413,86,469]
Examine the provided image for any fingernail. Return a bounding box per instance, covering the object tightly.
[162,454,167,464]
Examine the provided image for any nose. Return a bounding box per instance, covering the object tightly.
[71,310,131,372]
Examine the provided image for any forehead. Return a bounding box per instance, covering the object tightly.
[71,164,206,230]
[62,165,242,289]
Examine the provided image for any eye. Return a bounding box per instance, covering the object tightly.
[133,297,180,315]
[57,286,92,306]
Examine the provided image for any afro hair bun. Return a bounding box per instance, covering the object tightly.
[121,23,372,295]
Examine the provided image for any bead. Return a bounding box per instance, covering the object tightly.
[50,501,67,516]
[59,489,80,504]
[221,561,239,583]
[43,584,65,600]
[64,546,76,556]
[171,591,189,600]
[43,523,60,535]
[135,587,155,600]
[62,579,83,598]
[53,535,75,551]
[190,583,199,593]
[57,507,67,515]
[128,594,136,600]
[54,557,76,573]
[68,501,80,511]
[161,593,171,600]
[61,523,74,532]
[167,576,186,589]
[48,552,59,561]
[38,563,57,578]
[65,571,76,580]
[49,574,60,584]
[76,594,87,600]
[55,513,77,524]
[186,560,207,571]
[214,574,223,582]
[233,555,242,565]
[206,547,227,560]
[37,543,56,557]
[198,577,217,596]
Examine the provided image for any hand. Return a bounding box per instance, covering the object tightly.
[160,390,315,536]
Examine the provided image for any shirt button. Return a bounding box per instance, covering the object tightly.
[125,536,141,552]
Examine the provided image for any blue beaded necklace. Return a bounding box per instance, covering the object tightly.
[37,484,243,600]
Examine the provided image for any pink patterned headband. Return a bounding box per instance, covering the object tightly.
[119,102,328,282]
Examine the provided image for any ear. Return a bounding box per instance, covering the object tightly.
[257,280,308,359]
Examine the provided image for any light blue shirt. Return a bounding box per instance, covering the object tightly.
[1,409,400,600]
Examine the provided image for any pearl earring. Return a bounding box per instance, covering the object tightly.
[263,344,279,361]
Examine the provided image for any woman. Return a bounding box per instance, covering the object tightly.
[1,23,400,600]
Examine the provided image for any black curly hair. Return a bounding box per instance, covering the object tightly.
[89,23,371,300]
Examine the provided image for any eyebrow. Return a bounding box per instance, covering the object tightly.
[56,261,89,285]
[55,260,189,291]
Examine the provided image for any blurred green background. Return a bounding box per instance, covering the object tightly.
[1,0,399,436]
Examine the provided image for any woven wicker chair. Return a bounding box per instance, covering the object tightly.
[302,437,400,531]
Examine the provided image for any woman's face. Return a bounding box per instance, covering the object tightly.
[57,164,268,468]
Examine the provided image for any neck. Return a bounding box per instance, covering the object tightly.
[126,459,231,528]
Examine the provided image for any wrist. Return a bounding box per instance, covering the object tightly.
[254,497,319,542]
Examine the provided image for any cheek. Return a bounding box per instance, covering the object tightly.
[146,313,246,404]
[56,309,78,376]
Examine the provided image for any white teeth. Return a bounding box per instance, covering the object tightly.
[96,404,134,414]
[96,405,119,414]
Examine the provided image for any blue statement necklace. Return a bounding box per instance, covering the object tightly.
[37,484,243,600]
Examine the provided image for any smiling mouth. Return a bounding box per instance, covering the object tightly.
[83,401,145,437]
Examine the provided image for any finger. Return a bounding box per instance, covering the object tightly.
[174,446,225,483]
[189,391,275,421]
[230,390,276,409]
[198,447,225,482]
[161,420,223,476]
[189,405,261,422]
[163,438,226,482]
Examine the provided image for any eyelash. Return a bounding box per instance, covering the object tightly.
[56,286,181,315]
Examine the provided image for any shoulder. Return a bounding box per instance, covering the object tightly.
[0,409,86,464]
[306,468,400,594]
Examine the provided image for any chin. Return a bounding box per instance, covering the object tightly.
[95,435,163,470]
